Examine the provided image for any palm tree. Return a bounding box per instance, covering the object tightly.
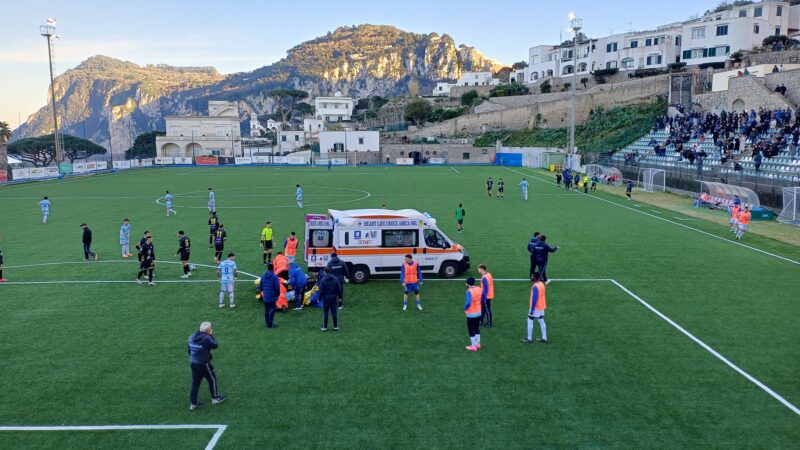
[0,121,11,143]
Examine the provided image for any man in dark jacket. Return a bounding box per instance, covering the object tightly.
[326,252,349,309]
[527,232,541,277]
[318,267,342,331]
[188,321,225,410]
[288,262,308,311]
[81,223,97,261]
[260,264,281,328]
[532,235,558,284]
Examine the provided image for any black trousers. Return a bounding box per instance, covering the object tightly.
[189,362,218,405]
[83,242,95,259]
[264,302,277,327]
[294,285,306,307]
[480,299,493,326]
[534,259,549,281]
[466,316,480,337]
[323,298,338,328]
[529,255,537,277]
[336,277,345,306]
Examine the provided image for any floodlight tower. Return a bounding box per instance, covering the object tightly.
[566,12,582,169]
[40,18,63,165]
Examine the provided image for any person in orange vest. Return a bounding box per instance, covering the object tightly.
[464,277,483,351]
[283,232,299,263]
[521,272,547,344]
[273,251,290,279]
[736,206,751,240]
[478,264,494,328]
[729,204,741,233]
[401,254,423,311]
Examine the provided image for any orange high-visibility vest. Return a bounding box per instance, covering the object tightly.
[404,261,419,284]
[738,210,751,225]
[284,237,298,257]
[731,206,740,219]
[466,286,483,315]
[529,282,546,311]
[273,254,289,275]
[482,272,494,299]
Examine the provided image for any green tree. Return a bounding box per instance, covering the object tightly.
[8,134,107,166]
[267,89,310,127]
[490,83,530,97]
[125,131,165,159]
[404,99,432,127]
[293,102,315,118]
[540,80,552,94]
[511,61,529,70]
[580,77,589,89]
[0,121,11,143]
[460,90,480,107]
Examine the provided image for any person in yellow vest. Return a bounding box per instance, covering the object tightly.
[464,277,483,351]
[582,175,590,194]
[521,272,547,344]
[260,221,274,265]
[478,264,494,328]
[283,232,299,263]
[401,254,423,311]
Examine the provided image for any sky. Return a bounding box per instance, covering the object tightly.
[0,0,713,126]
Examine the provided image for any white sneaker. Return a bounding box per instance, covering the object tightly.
[137,278,142,285]
[403,304,407,311]
[219,303,225,308]
[181,274,189,279]
[148,282,156,286]
[545,280,551,285]
[229,304,235,308]
[416,304,423,311]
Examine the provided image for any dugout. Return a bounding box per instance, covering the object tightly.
[698,182,774,220]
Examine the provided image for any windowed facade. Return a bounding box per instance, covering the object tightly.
[646,55,663,65]
[754,6,762,17]
[645,38,652,46]
[630,40,639,48]
[775,27,781,36]
[622,58,634,68]
[605,61,618,69]
[777,5,783,16]
[691,28,705,39]
[606,42,618,52]
[716,25,728,36]
[754,24,760,34]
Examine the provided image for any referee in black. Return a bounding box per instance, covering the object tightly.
[188,321,225,410]
[81,223,97,261]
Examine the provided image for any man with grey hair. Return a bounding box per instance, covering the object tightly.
[188,321,225,410]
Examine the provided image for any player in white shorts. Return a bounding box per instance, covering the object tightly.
[217,253,238,308]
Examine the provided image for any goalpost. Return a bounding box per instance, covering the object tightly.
[778,187,800,226]
[638,168,666,193]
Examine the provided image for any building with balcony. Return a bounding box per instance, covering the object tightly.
[156,101,242,157]
[314,92,355,123]
[318,131,380,155]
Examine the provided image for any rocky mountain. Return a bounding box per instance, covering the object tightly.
[14,25,502,152]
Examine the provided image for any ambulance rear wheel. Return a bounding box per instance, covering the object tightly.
[351,265,370,284]
[439,261,459,279]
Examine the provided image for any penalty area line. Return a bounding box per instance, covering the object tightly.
[409,276,800,416]
[0,424,228,450]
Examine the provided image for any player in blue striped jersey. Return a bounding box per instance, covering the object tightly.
[217,253,238,308]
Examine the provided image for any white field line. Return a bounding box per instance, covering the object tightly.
[0,424,227,450]
[609,279,800,417]
[503,167,800,266]
[0,280,253,285]
[395,276,800,416]
[3,260,261,280]
[0,168,164,193]
[176,168,217,176]
[449,166,461,175]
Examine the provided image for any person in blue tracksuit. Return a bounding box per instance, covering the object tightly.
[318,267,342,331]
[260,264,281,328]
[527,232,541,277]
[288,262,308,311]
[187,321,225,410]
[532,235,558,284]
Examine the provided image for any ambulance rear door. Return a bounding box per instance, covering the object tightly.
[304,214,333,270]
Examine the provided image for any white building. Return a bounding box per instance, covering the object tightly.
[318,131,380,155]
[157,101,242,157]
[431,72,501,96]
[521,0,795,81]
[680,0,791,66]
[277,130,306,153]
[314,92,355,123]
[303,117,326,134]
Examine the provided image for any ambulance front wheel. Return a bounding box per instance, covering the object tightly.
[351,265,370,284]
[439,261,459,279]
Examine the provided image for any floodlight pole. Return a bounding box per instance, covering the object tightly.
[567,14,582,171]
[40,20,62,165]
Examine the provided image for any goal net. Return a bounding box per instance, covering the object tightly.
[638,168,666,193]
[585,164,623,186]
[778,187,800,226]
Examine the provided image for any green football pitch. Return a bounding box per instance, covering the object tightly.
[0,165,798,449]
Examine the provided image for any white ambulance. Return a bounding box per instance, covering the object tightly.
[304,209,470,283]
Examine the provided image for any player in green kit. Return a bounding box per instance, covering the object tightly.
[455,203,465,233]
